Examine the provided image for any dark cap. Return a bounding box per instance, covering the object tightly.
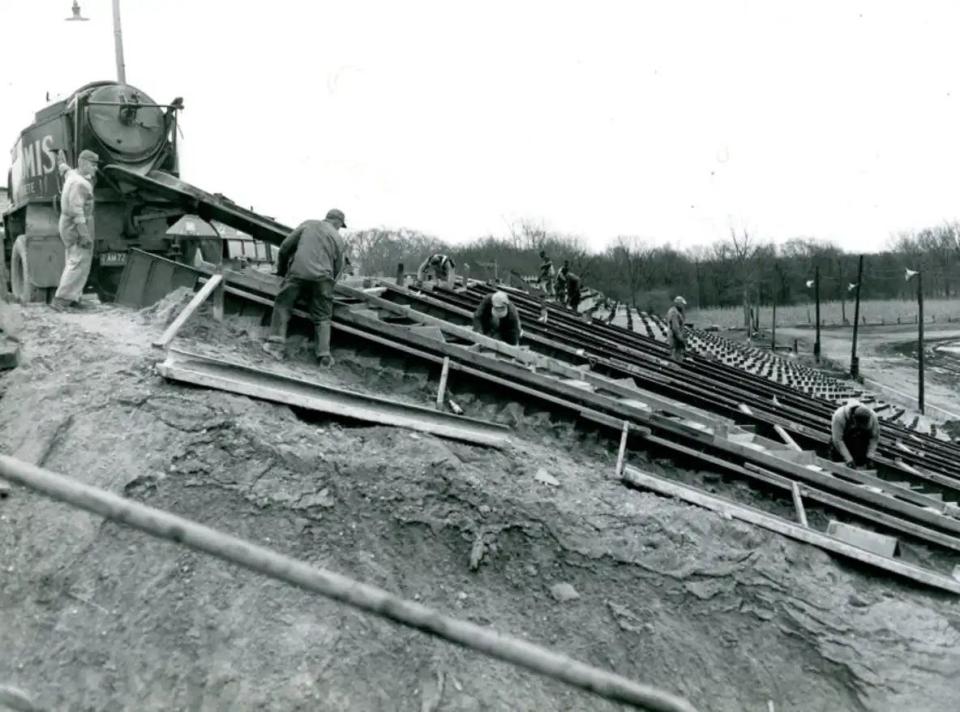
[78,149,100,163]
[325,208,347,228]
[853,405,873,424]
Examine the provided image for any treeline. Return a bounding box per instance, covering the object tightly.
[349,220,960,318]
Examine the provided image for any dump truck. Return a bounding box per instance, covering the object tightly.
[2,80,290,302]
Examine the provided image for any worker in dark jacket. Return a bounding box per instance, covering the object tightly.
[263,208,348,367]
[831,403,880,468]
[417,253,456,286]
[558,264,581,311]
[472,291,522,346]
[665,295,687,363]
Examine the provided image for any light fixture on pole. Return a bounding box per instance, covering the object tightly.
[849,256,864,379]
[65,1,89,21]
[805,268,821,362]
[65,1,126,83]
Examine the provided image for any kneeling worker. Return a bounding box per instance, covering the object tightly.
[472,290,522,346]
[831,403,880,469]
[417,253,456,286]
[263,208,348,367]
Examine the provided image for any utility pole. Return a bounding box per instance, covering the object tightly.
[113,0,126,83]
[850,255,864,378]
[918,270,925,414]
[771,300,777,350]
[814,264,821,363]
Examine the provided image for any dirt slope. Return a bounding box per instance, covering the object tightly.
[1,300,959,712]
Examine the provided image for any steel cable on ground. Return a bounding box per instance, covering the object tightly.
[0,454,699,712]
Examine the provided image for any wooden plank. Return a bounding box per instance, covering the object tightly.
[158,348,511,448]
[615,421,629,477]
[791,482,808,527]
[774,424,802,451]
[638,431,960,553]
[212,264,225,322]
[622,466,960,595]
[436,357,450,410]
[152,274,224,349]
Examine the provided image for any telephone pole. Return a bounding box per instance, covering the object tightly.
[918,270,925,414]
[814,264,821,363]
[850,255,864,378]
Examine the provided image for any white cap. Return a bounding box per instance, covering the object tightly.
[674,296,687,306]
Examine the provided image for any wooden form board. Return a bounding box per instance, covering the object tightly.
[158,348,511,449]
[622,466,960,596]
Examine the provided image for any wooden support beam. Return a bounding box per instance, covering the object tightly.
[774,424,803,451]
[436,357,450,410]
[622,466,960,595]
[615,420,629,477]
[791,482,808,527]
[212,264,225,322]
[152,274,224,349]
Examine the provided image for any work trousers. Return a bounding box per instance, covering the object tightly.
[568,290,581,311]
[833,433,871,467]
[671,340,686,364]
[54,238,93,303]
[268,274,336,357]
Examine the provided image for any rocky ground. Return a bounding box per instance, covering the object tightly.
[1,296,959,712]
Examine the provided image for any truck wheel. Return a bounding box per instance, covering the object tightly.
[10,235,47,304]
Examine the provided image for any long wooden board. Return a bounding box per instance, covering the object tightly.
[622,466,960,595]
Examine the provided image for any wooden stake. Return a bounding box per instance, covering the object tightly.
[615,420,629,477]
[152,274,224,349]
[212,263,225,323]
[773,424,802,452]
[436,357,450,410]
[791,482,808,527]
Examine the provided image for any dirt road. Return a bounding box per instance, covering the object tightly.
[775,323,960,422]
[1,299,958,711]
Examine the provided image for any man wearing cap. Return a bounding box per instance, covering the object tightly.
[831,402,880,469]
[417,253,457,287]
[537,250,554,295]
[558,263,582,311]
[472,290,522,346]
[666,296,687,364]
[52,149,99,311]
[263,208,349,367]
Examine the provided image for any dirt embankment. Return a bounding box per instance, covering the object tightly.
[1,299,959,712]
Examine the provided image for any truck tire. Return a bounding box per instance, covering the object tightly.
[10,235,48,304]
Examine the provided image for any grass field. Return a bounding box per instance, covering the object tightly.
[688,298,960,330]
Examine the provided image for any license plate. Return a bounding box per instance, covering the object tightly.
[100,252,127,266]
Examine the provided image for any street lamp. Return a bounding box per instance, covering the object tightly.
[65,1,126,83]
[805,265,821,362]
[65,1,89,21]
[849,255,864,378]
[906,267,924,414]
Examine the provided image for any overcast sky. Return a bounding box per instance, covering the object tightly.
[2,1,959,252]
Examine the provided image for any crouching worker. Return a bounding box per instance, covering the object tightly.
[831,403,880,469]
[472,290,522,346]
[417,253,456,287]
[263,209,348,368]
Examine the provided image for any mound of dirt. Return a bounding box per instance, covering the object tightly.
[1,302,958,711]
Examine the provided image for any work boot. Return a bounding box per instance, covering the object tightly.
[261,338,285,360]
[50,298,71,312]
[315,320,333,366]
